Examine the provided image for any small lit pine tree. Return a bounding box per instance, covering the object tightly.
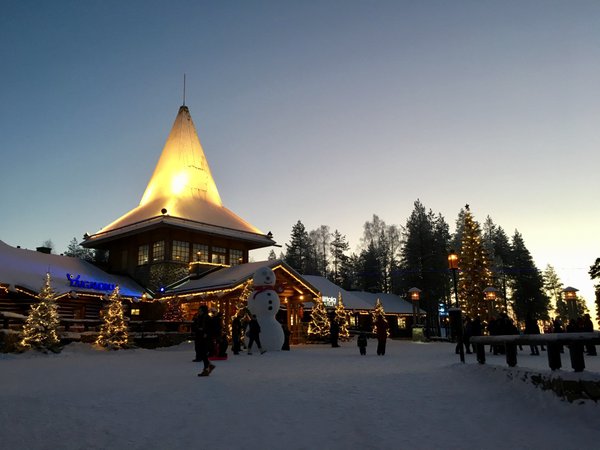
[308,297,330,341]
[230,280,254,340]
[96,285,129,350]
[20,273,61,353]
[371,298,389,335]
[162,298,185,321]
[334,292,351,341]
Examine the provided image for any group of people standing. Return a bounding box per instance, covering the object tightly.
[194,309,293,377]
[457,312,596,357]
[355,316,389,356]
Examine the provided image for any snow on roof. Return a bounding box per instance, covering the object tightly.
[0,241,147,299]
[84,106,272,247]
[351,291,423,314]
[166,260,317,297]
[301,275,373,310]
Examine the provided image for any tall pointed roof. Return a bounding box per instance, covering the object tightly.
[83,106,274,248]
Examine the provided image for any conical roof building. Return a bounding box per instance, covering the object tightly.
[82,105,275,290]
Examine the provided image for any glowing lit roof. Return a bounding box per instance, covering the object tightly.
[84,105,273,247]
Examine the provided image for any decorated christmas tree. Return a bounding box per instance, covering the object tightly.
[308,297,330,341]
[20,273,61,353]
[371,298,388,335]
[162,298,185,321]
[96,285,129,350]
[457,205,492,318]
[334,292,351,341]
[229,279,254,340]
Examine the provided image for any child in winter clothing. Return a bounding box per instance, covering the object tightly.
[357,332,367,355]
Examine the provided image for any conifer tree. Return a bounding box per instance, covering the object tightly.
[96,286,129,349]
[329,230,349,285]
[284,220,317,274]
[542,264,565,319]
[231,280,254,340]
[590,258,600,326]
[509,231,550,321]
[308,297,330,341]
[457,206,491,318]
[20,273,61,353]
[334,292,350,341]
[359,241,384,293]
[398,200,451,334]
[371,298,388,335]
[162,298,185,321]
[64,237,94,261]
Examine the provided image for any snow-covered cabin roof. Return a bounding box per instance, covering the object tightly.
[351,291,423,315]
[301,275,373,310]
[164,260,318,298]
[82,105,274,249]
[0,241,147,299]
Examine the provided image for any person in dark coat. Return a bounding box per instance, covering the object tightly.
[375,316,388,356]
[330,318,340,348]
[281,322,291,351]
[247,315,265,355]
[525,313,540,355]
[192,305,216,376]
[357,331,367,355]
[582,314,597,356]
[231,316,242,355]
[463,317,473,354]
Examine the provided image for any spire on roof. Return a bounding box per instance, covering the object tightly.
[84,104,268,244]
[139,105,223,210]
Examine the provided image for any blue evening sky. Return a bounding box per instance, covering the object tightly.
[1,1,599,310]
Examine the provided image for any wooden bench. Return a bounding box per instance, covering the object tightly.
[470,332,600,372]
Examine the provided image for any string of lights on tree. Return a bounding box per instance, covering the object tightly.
[371,298,389,336]
[458,206,492,319]
[20,273,61,353]
[334,292,351,341]
[308,297,330,341]
[162,298,185,321]
[95,285,129,350]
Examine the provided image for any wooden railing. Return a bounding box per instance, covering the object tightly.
[470,332,600,372]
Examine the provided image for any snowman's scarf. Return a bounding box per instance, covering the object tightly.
[252,285,277,300]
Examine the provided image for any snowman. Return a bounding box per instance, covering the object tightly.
[247,266,284,352]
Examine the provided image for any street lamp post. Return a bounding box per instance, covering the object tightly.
[562,286,579,321]
[409,287,423,341]
[448,252,459,307]
[483,286,498,322]
[448,250,464,363]
[408,287,422,327]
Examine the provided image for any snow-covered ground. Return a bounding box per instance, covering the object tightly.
[1,339,598,450]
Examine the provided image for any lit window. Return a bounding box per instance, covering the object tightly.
[172,240,190,262]
[211,246,227,265]
[153,241,165,262]
[193,244,209,262]
[229,249,243,266]
[138,245,149,265]
[131,308,140,316]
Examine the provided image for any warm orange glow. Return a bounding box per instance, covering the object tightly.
[483,287,498,301]
[171,172,189,195]
[408,287,421,301]
[562,286,579,301]
[140,106,222,208]
[448,252,459,270]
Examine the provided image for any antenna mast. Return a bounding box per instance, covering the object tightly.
[183,73,186,106]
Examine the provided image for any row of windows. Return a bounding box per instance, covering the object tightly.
[137,241,244,266]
